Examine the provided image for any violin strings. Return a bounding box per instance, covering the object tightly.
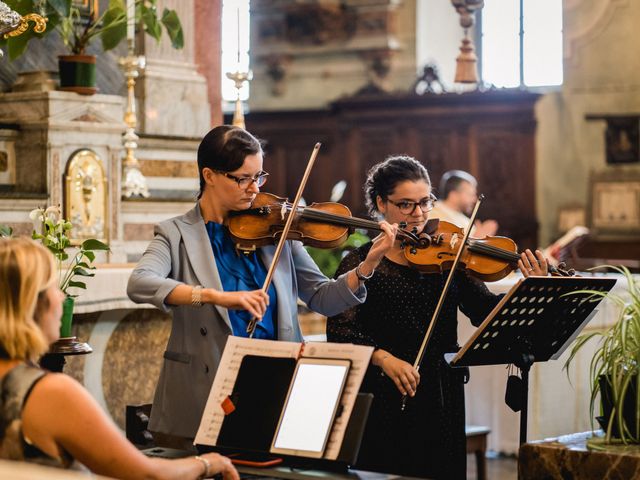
[301,208,420,242]
[275,202,416,242]
[467,241,520,263]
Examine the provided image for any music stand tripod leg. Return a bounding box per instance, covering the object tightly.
[515,353,535,446]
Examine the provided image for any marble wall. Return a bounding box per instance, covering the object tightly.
[536,0,640,245]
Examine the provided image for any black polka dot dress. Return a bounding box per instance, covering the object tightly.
[327,243,501,479]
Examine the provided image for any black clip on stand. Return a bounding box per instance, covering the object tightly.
[446,275,617,445]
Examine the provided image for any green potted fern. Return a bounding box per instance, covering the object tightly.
[564,265,640,447]
[2,0,183,94]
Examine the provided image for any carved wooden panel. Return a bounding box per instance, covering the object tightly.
[241,90,540,249]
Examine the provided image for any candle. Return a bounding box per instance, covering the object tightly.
[236,6,241,67]
[127,0,135,49]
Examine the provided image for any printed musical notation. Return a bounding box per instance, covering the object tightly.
[194,337,373,460]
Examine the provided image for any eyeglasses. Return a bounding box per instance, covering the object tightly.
[213,170,269,189]
[387,194,437,215]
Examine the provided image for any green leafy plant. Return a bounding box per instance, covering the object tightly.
[2,0,183,59]
[0,224,12,237]
[306,231,371,278]
[564,265,640,445]
[30,205,109,297]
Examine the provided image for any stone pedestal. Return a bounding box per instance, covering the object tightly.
[519,431,640,479]
[0,90,125,249]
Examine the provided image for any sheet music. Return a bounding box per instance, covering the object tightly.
[195,337,302,446]
[299,342,373,459]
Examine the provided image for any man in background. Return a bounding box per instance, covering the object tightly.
[431,170,499,238]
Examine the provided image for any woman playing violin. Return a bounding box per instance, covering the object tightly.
[327,156,548,479]
[127,125,396,443]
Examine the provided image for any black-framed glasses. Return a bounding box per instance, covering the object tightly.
[213,170,269,188]
[387,194,437,215]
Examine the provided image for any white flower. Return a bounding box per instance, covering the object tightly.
[29,208,45,235]
[45,205,61,223]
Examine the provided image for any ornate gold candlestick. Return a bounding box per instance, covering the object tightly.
[119,46,149,198]
[226,70,253,129]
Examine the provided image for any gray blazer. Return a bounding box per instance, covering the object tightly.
[127,204,366,438]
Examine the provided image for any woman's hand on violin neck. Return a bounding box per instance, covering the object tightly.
[207,288,269,319]
[372,350,420,397]
[519,249,549,277]
[365,221,398,267]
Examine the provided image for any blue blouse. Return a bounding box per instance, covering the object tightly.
[205,222,277,339]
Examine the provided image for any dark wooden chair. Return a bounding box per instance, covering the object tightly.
[466,425,490,480]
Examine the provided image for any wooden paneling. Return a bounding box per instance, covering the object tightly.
[240,90,540,249]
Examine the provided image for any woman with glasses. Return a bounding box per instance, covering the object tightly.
[127,125,396,444]
[327,156,547,479]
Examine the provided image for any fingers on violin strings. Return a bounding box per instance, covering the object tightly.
[534,249,547,271]
[525,249,540,272]
[518,258,528,276]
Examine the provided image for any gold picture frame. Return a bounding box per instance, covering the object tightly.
[588,170,640,238]
[557,204,586,234]
[64,149,108,244]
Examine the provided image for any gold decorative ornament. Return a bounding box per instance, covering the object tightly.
[3,12,47,38]
[226,70,253,129]
[450,0,484,84]
[64,149,108,244]
[119,51,149,198]
[0,1,46,57]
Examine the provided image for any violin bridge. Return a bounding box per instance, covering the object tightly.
[280,202,287,220]
[450,233,459,250]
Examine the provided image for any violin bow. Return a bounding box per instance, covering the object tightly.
[401,194,485,410]
[246,143,322,338]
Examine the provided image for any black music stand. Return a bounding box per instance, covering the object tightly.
[446,275,617,445]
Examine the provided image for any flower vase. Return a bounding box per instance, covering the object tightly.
[60,296,75,338]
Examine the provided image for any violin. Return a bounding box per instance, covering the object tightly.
[226,191,421,252]
[403,220,572,281]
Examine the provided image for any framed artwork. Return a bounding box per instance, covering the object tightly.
[557,205,586,234]
[605,116,639,164]
[0,130,17,186]
[585,114,639,165]
[588,170,640,237]
[64,149,108,244]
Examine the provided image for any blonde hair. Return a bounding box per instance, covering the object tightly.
[0,237,56,361]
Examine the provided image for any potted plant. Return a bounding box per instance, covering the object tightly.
[2,0,183,94]
[564,265,640,447]
[30,205,109,337]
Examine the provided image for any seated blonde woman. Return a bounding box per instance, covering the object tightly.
[0,237,238,480]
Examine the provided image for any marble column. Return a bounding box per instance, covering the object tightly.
[136,0,212,137]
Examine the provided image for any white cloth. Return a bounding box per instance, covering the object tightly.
[430,201,477,236]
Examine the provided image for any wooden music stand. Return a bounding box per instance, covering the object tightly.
[446,276,617,445]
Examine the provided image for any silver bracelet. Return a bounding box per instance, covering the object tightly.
[355,262,375,282]
[194,455,211,478]
[191,285,203,307]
